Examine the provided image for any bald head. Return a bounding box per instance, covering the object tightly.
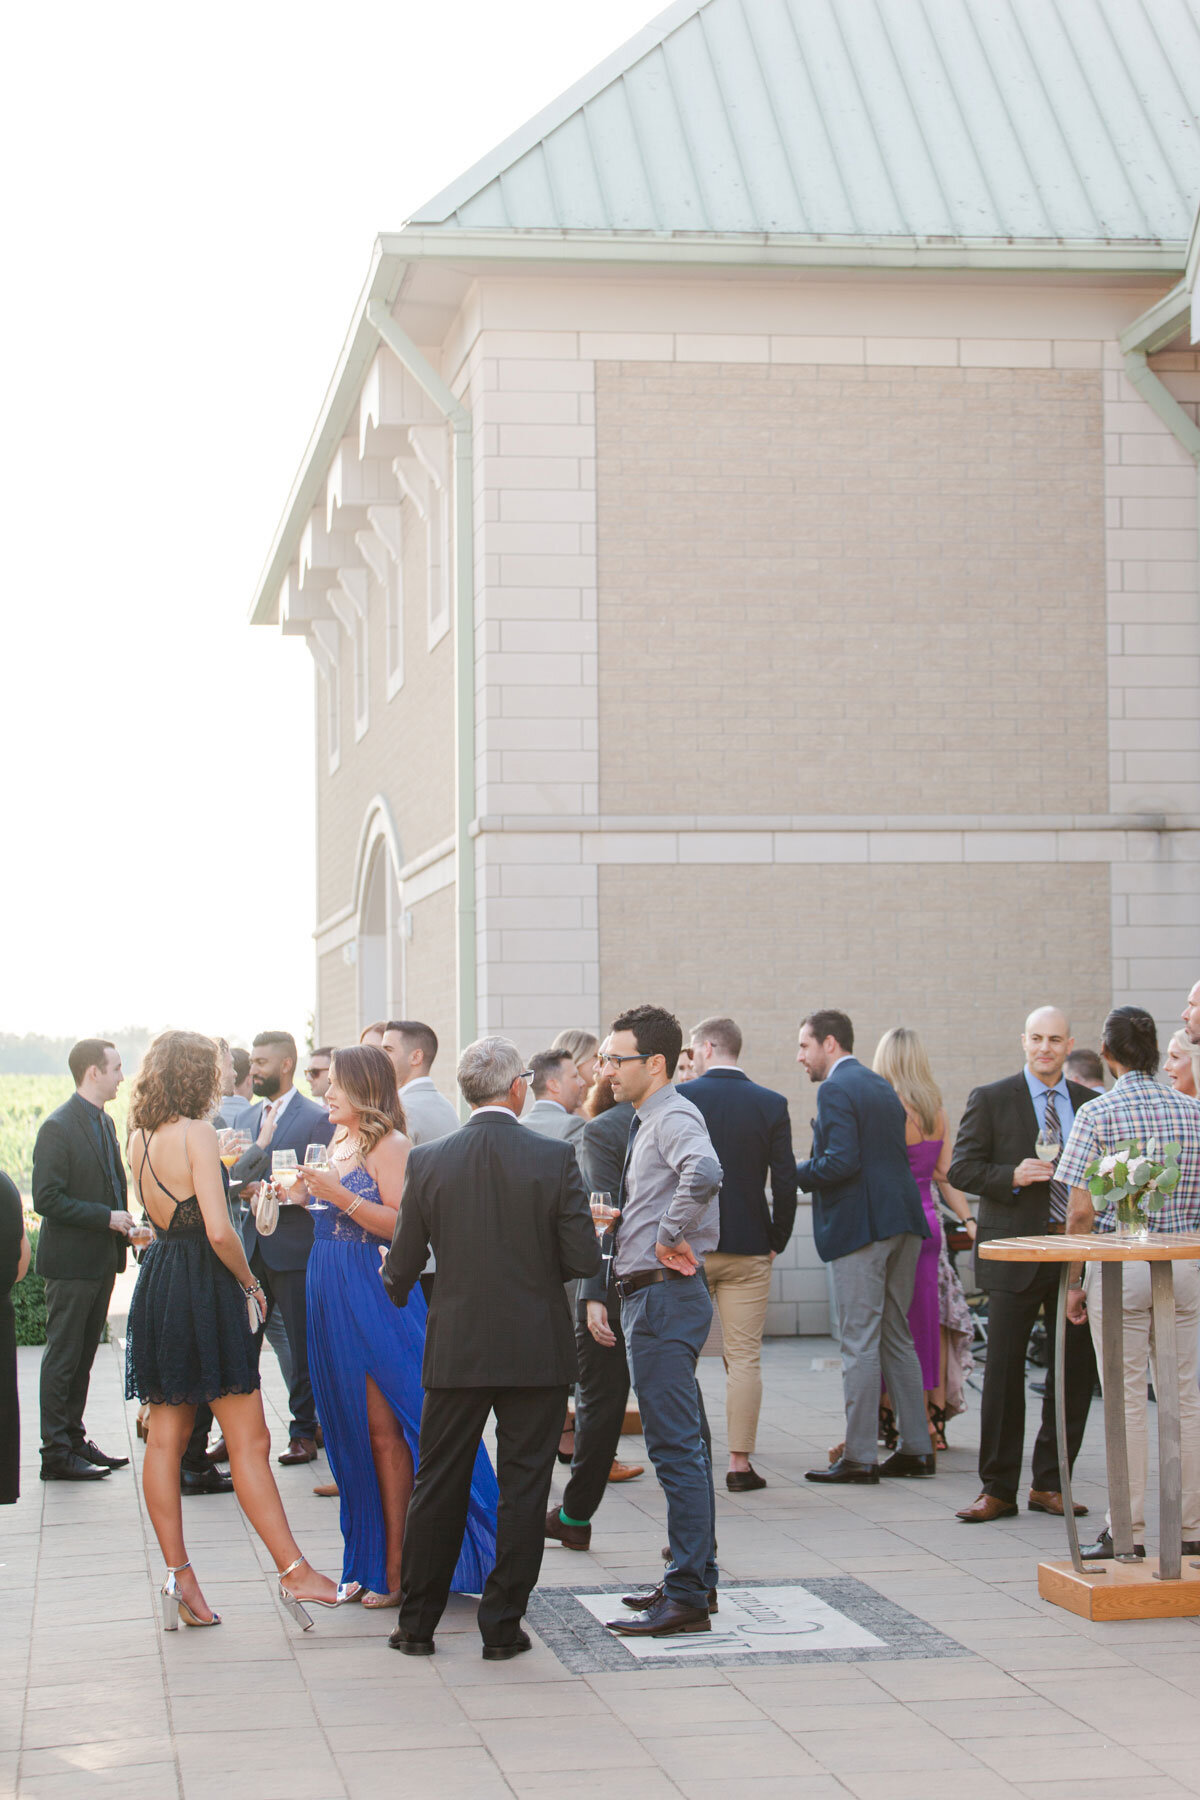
[1022,1007,1075,1088]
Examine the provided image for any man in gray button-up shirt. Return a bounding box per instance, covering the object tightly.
[589,1004,722,1641]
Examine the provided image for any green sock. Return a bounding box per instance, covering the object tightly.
[559,1509,589,1528]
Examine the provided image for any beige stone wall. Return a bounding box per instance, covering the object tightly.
[404,884,457,1080]
[595,360,1108,816]
[599,861,1112,1133]
[315,510,455,925]
[316,948,357,1049]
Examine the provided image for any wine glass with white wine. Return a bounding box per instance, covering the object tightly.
[271,1149,299,1204]
[303,1142,331,1211]
[1034,1130,1061,1167]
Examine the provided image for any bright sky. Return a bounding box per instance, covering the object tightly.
[3,0,655,1052]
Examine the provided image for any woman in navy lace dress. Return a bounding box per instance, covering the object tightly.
[125,1031,340,1629]
[296,1046,497,1608]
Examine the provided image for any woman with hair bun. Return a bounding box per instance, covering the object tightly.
[295,1045,497,1608]
[124,1030,339,1630]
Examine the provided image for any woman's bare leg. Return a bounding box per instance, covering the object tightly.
[143,1402,214,1622]
[210,1392,337,1605]
[364,1375,414,1599]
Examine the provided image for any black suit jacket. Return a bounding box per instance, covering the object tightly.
[948,1072,1098,1294]
[32,1095,128,1281]
[681,1068,797,1256]
[240,1092,335,1273]
[578,1101,635,1199]
[796,1059,927,1262]
[383,1110,602,1387]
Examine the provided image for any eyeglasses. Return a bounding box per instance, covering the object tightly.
[304,1066,328,1079]
[601,1053,650,1068]
[519,1069,535,1082]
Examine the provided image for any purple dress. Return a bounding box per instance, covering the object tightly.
[906,1138,944,1390]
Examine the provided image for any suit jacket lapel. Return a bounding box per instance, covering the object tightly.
[70,1094,114,1187]
[1011,1074,1039,1147]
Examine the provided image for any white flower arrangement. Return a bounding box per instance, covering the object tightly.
[1085,1137,1181,1234]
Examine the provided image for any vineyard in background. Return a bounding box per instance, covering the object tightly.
[1,1075,131,1196]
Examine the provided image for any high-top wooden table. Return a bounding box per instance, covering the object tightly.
[980,1233,1200,1619]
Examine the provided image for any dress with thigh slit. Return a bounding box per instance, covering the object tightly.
[306,1164,498,1596]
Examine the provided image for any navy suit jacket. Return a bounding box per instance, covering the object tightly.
[240,1091,335,1273]
[796,1058,927,1263]
[680,1069,797,1256]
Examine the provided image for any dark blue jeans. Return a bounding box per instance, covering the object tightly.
[622,1274,718,1609]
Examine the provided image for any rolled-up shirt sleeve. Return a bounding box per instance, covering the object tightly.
[653,1109,723,1248]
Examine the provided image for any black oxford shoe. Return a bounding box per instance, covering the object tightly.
[388,1629,435,1654]
[606,1596,711,1637]
[725,1465,767,1492]
[879,1451,936,1478]
[1080,1529,1145,1560]
[806,1456,879,1485]
[622,1581,718,1614]
[482,1630,532,1661]
[41,1455,111,1482]
[78,1440,129,1469]
[181,1465,235,1496]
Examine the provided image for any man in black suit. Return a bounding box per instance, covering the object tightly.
[683,1015,796,1493]
[383,1036,601,1659]
[949,1006,1098,1523]
[240,1030,334,1465]
[796,1010,932,1484]
[32,1039,133,1481]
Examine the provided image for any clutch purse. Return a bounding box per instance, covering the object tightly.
[256,1182,280,1237]
[246,1291,262,1334]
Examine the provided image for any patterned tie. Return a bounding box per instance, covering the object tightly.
[1044,1091,1069,1223]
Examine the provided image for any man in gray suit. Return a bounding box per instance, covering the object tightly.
[383,1020,461,1144]
[523,1050,586,1147]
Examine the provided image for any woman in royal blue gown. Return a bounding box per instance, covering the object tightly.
[295,1045,497,1607]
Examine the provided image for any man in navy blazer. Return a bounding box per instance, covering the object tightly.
[240,1030,334,1464]
[795,1010,932,1484]
[683,1016,797,1493]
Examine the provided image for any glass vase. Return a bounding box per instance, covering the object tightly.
[1113,1194,1150,1242]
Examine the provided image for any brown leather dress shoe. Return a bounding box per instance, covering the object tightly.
[1028,1489,1088,1516]
[544,1506,591,1550]
[607,1460,644,1483]
[313,1481,339,1497]
[208,1438,229,1465]
[957,1492,1019,1523]
[278,1437,318,1465]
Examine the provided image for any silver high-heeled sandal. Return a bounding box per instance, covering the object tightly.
[276,1555,340,1630]
[161,1561,220,1630]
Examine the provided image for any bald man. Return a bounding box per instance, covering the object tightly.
[948,1009,1099,1524]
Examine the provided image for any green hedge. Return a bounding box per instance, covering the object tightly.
[14,1218,46,1346]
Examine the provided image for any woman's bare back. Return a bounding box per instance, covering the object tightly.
[128,1117,201,1229]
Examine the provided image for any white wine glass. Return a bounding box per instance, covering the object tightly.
[589,1191,619,1236]
[272,1149,299,1203]
[304,1143,331,1211]
[1035,1134,1061,1166]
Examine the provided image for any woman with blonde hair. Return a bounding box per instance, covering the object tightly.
[873,1027,976,1450]
[295,1045,497,1608]
[1166,1030,1200,1099]
[551,1029,601,1104]
[124,1031,339,1630]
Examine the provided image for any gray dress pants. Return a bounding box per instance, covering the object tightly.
[830,1233,927,1464]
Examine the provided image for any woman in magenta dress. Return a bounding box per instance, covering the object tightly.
[873,1028,977,1449]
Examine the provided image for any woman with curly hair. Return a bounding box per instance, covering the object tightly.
[124,1030,339,1630]
[295,1045,498,1608]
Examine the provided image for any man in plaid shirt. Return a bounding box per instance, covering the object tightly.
[1058,1006,1200,1560]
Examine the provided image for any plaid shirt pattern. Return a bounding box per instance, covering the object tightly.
[1057,1071,1200,1234]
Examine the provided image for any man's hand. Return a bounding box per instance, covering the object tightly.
[586,1301,617,1347]
[655,1237,699,1276]
[108,1211,135,1235]
[1066,1286,1087,1326]
[1013,1158,1057,1187]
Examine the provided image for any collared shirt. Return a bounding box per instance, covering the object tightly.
[825,1054,855,1081]
[260,1084,299,1132]
[1023,1064,1076,1146]
[471,1104,518,1120]
[1057,1071,1200,1233]
[217,1093,253,1125]
[613,1084,722,1278]
[76,1093,122,1203]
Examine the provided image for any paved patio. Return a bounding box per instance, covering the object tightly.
[5,1329,1200,1800]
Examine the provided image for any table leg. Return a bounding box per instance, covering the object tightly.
[1055,1265,1084,1573]
[1150,1261,1183,1582]
[1101,1261,1137,1562]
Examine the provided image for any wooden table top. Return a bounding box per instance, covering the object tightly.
[979,1233,1200,1263]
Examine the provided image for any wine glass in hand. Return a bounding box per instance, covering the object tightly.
[589,1191,620,1237]
[271,1149,299,1204]
[304,1143,331,1211]
[1034,1132,1061,1167]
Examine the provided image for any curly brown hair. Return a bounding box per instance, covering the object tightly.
[331,1045,408,1156]
[128,1031,221,1134]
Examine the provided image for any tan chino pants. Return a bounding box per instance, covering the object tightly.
[704,1252,774,1455]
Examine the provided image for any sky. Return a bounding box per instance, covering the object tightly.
[1,0,657,1053]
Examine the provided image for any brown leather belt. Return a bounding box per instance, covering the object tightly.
[615,1268,689,1300]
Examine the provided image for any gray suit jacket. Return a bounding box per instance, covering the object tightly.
[523,1099,585,1148]
[399,1078,461,1146]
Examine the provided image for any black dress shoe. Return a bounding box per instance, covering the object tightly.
[78,1440,129,1470]
[606,1596,711,1637]
[622,1581,718,1614]
[482,1630,532,1661]
[388,1629,435,1654]
[1080,1529,1146,1560]
[879,1451,936,1478]
[806,1457,879,1485]
[41,1454,111,1482]
[726,1465,767,1492]
[181,1465,235,1495]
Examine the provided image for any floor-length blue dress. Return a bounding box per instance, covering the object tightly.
[306,1164,498,1595]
